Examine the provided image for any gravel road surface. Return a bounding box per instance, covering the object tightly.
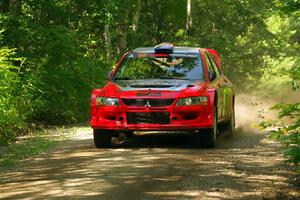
[0,95,299,200]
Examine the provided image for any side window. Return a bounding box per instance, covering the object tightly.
[204,53,213,74]
[208,54,221,76]
[205,53,218,81]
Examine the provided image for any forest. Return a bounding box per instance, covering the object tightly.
[0,0,299,169]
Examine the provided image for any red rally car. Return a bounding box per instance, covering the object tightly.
[90,43,235,148]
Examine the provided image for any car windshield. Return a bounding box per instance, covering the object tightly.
[113,53,205,81]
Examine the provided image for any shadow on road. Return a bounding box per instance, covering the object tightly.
[110,128,266,149]
[1,128,298,200]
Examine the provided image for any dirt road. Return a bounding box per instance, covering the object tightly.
[0,96,299,200]
[0,129,299,200]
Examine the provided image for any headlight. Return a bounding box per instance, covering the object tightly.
[176,96,208,106]
[96,97,120,106]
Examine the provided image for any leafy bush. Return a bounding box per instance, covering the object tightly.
[0,35,24,145]
[0,24,108,146]
[260,103,300,173]
[22,25,108,124]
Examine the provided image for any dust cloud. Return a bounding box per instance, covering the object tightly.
[235,94,277,132]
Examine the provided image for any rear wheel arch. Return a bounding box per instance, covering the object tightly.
[231,94,235,116]
[213,92,218,124]
[209,90,218,115]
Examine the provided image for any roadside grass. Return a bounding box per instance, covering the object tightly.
[0,125,87,171]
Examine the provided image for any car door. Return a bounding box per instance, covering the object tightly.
[208,53,233,121]
[204,52,224,122]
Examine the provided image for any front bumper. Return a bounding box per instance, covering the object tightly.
[90,105,213,131]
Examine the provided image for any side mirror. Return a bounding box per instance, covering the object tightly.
[209,71,216,81]
[107,70,113,80]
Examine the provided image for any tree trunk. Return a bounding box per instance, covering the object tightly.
[186,0,192,34]
[104,24,112,60]
[119,12,128,55]
[153,0,164,44]
[132,0,141,31]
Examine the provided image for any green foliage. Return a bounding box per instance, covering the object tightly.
[273,0,300,14]
[0,37,23,145]
[260,103,300,172]
[258,1,300,173]
[0,1,108,145]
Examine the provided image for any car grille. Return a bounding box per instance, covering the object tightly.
[121,99,175,107]
[127,112,170,124]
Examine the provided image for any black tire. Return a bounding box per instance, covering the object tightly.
[93,129,112,148]
[125,131,134,138]
[223,103,235,136]
[200,106,218,148]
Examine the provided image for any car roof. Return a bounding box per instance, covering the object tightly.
[132,46,201,54]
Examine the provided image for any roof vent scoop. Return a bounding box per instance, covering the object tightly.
[154,43,174,54]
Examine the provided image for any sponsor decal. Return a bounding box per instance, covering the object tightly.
[130,53,198,58]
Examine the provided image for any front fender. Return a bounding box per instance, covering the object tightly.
[207,88,217,106]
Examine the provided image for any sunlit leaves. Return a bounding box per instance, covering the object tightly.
[261,102,300,172]
[0,44,21,145]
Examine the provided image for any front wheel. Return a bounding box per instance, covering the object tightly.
[93,129,112,148]
[200,106,218,148]
[124,131,134,138]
